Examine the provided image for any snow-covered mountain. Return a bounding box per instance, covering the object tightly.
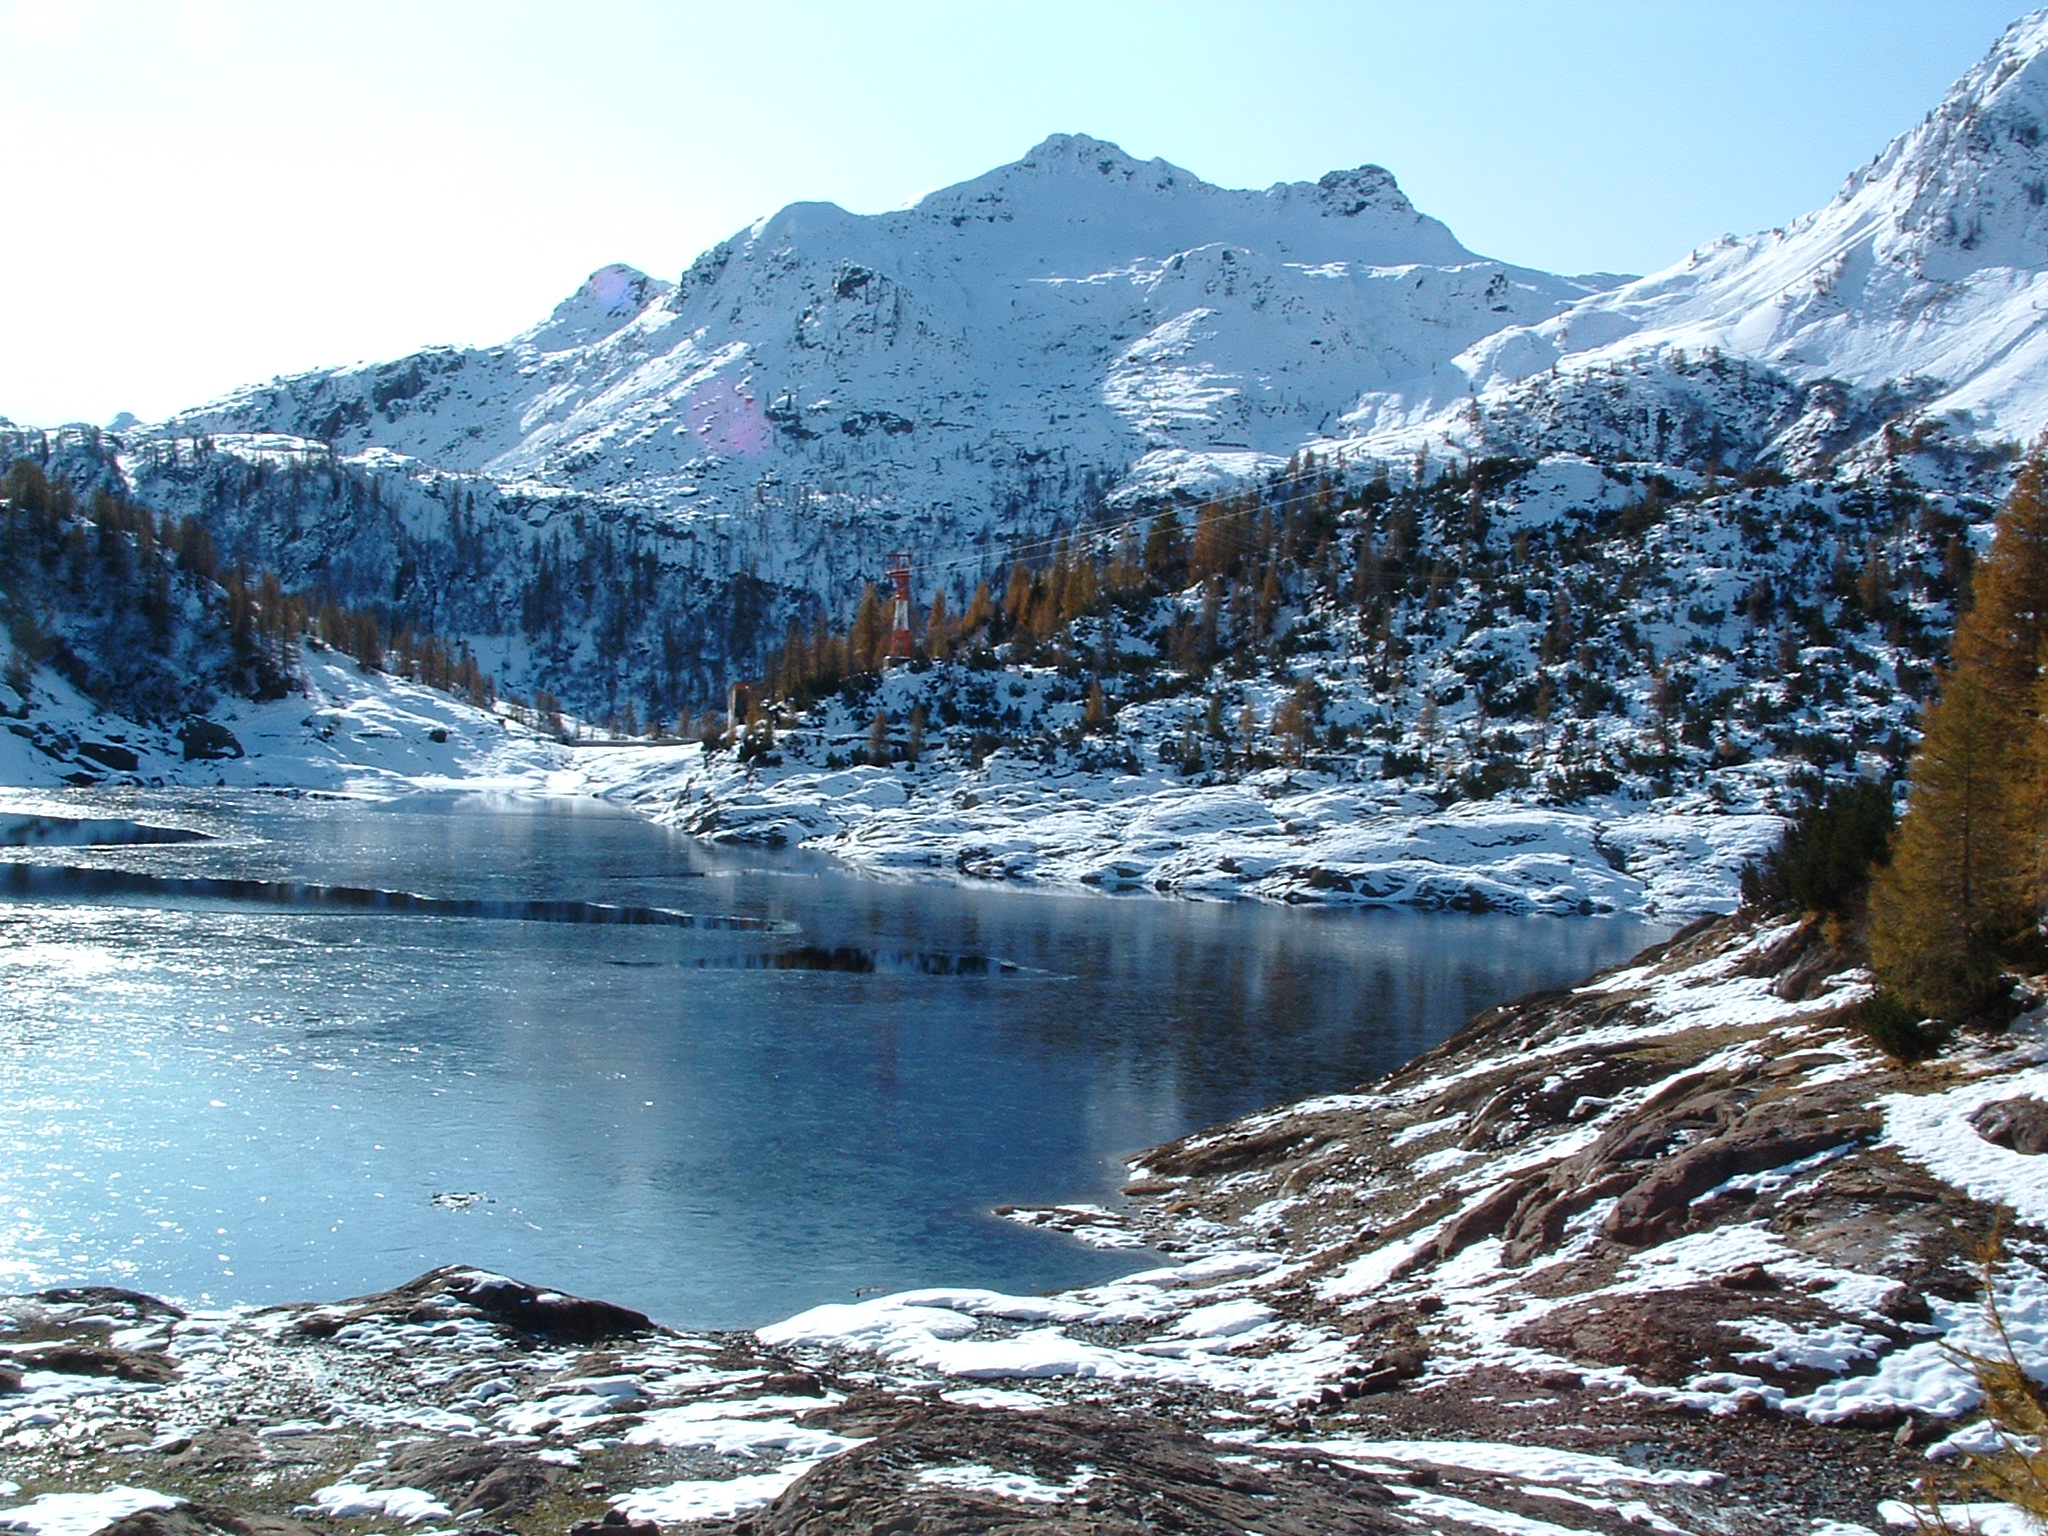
[1348,8,2048,471]
[9,13,2048,728]
[170,134,1614,528]
[13,19,2048,915]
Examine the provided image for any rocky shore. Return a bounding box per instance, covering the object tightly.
[4,912,2044,1535]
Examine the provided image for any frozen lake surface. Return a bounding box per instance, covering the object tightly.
[0,790,1663,1328]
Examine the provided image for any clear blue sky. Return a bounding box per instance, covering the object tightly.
[1,0,2030,426]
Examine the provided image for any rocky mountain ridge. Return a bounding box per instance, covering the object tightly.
[168,133,1607,522]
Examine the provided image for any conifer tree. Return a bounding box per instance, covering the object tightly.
[1953,457,2048,713]
[1871,670,2017,1019]
[1083,681,1109,733]
[963,580,994,638]
[849,583,885,674]
[1143,511,1185,585]
[1871,453,2048,1021]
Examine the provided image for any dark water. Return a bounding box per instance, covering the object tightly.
[0,790,1665,1328]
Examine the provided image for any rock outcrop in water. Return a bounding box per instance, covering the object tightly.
[2,913,2044,1534]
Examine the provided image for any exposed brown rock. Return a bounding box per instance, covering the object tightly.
[1507,1285,1873,1389]
[7,1343,177,1383]
[378,1439,568,1517]
[155,1428,267,1474]
[88,1506,320,1536]
[293,1266,656,1344]
[570,1513,659,1536]
[32,1286,185,1321]
[1972,1096,2048,1154]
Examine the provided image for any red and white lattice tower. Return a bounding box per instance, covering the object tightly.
[887,553,915,662]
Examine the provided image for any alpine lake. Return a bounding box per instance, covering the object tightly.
[0,789,1665,1329]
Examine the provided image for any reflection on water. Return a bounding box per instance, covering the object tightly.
[0,789,1668,1329]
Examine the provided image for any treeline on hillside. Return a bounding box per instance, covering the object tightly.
[0,460,499,723]
[119,433,769,724]
[755,448,1966,787]
[1,428,773,726]
[766,477,1351,704]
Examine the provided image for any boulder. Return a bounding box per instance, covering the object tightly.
[379,1440,566,1517]
[13,1342,177,1383]
[77,740,139,771]
[89,1506,319,1536]
[1971,1097,2048,1155]
[1507,1284,1871,1389]
[32,1285,184,1320]
[318,1266,655,1344]
[570,1514,658,1536]
[178,719,243,761]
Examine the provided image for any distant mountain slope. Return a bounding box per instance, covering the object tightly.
[1348,8,2048,471]
[169,134,1612,528]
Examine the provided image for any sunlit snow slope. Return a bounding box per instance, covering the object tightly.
[170,135,1614,528]
[1374,9,2048,463]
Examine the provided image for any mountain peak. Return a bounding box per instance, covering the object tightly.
[521,263,671,352]
[894,134,1474,271]
[1016,132,1150,171]
[917,132,1202,215]
[1429,6,2048,450]
[1310,163,1414,220]
[1834,7,2048,276]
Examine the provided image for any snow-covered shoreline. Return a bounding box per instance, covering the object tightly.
[0,631,1776,922]
[564,739,1780,922]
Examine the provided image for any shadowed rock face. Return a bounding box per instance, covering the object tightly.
[374,1440,568,1519]
[5,1343,177,1385]
[92,1508,320,1536]
[1507,1284,1901,1391]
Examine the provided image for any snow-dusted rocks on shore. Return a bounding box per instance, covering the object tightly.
[569,738,1780,921]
